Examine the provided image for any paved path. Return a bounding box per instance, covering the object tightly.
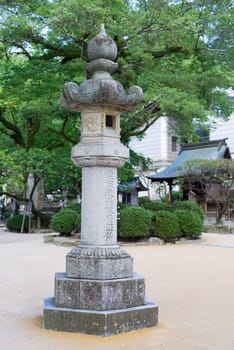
[0,231,234,350]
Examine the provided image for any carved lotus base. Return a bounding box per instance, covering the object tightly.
[66,246,133,280]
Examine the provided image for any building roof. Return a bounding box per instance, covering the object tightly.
[118,176,148,193]
[148,139,231,183]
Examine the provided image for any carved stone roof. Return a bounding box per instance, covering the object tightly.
[61,24,143,112]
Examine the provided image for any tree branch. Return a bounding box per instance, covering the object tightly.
[47,116,78,145]
[0,109,26,148]
[127,115,160,137]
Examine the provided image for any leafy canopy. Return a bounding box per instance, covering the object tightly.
[0,0,233,205]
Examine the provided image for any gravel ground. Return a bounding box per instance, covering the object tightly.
[0,230,234,350]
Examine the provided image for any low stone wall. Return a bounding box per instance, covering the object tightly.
[204,224,234,234]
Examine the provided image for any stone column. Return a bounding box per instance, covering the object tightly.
[43,24,158,336]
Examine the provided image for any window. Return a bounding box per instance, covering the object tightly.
[106,115,114,127]
[171,136,178,152]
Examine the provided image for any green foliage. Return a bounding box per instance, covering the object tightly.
[138,196,151,206]
[0,0,233,219]
[66,202,81,213]
[171,191,183,201]
[118,206,152,240]
[151,210,180,242]
[117,201,127,210]
[6,214,29,233]
[74,213,81,233]
[50,208,78,236]
[171,200,204,221]
[141,201,171,212]
[174,210,203,239]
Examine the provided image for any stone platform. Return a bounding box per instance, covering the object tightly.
[43,296,158,337]
[54,272,145,310]
[43,270,158,336]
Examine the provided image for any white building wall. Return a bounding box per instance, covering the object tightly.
[160,117,168,161]
[129,117,180,200]
[129,116,179,171]
[210,112,234,157]
[129,118,163,161]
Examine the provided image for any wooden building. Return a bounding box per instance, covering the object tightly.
[148,139,232,218]
[118,176,148,206]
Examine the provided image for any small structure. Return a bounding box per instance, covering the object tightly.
[118,176,148,206]
[43,25,158,336]
[148,139,231,217]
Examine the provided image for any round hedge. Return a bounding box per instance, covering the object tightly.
[74,213,81,233]
[51,208,78,236]
[171,200,204,221]
[138,196,151,206]
[66,202,81,213]
[118,206,152,240]
[174,209,203,239]
[141,201,171,212]
[151,210,180,242]
[6,214,29,233]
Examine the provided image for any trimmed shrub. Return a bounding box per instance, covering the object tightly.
[74,213,81,233]
[66,202,81,213]
[171,191,183,201]
[141,201,171,212]
[118,206,152,240]
[6,214,29,233]
[171,200,204,221]
[117,201,127,210]
[174,209,203,239]
[151,210,180,242]
[51,208,78,236]
[138,196,151,206]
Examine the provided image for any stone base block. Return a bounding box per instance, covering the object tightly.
[55,272,145,310]
[66,246,133,280]
[43,297,158,337]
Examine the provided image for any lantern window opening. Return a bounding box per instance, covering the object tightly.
[106,114,115,128]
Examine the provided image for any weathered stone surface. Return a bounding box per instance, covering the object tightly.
[55,272,145,310]
[149,237,164,245]
[44,297,158,336]
[66,247,133,280]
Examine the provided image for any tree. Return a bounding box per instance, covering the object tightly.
[0,0,233,139]
[0,0,233,221]
[179,158,234,223]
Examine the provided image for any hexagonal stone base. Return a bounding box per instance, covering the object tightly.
[43,297,158,337]
[55,272,145,310]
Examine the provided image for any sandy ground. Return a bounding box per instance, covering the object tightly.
[0,231,234,350]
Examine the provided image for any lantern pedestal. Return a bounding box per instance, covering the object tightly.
[43,24,158,336]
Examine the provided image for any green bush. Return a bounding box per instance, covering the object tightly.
[66,202,81,213]
[151,210,180,242]
[171,200,204,220]
[4,209,11,219]
[51,208,78,236]
[171,191,183,201]
[174,209,203,239]
[74,213,81,233]
[117,201,127,210]
[118,206,152,240]
[138,196,151,206]
[141,201,171,212]
[6,214,29,233]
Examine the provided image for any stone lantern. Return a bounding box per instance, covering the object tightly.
[43,24,158,336]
